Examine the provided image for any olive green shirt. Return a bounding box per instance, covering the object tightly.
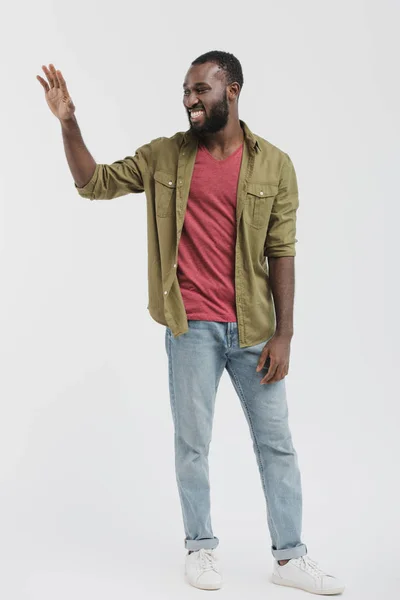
[75,119,299,348]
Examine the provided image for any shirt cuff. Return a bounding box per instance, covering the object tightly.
[74,165,100,200]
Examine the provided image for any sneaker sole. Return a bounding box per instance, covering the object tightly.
[271,574,345,595]
[185,572,223,590]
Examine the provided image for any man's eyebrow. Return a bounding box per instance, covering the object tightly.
[183,82,210,88]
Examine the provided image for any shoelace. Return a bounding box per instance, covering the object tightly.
[196,549,217,572]
[294,556,330,580]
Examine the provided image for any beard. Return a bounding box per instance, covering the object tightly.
[188,90,229,138]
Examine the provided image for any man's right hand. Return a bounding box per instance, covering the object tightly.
[37,63,76,122]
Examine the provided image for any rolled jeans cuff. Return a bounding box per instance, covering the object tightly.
[272,543,307,560]
[185,537,219,551]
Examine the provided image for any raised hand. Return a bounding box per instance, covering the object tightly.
[37,64,76,121]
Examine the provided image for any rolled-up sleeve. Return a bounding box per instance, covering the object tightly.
[264,153,299,257]
[75,143,149,200]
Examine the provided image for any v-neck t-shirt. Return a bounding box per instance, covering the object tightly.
[176,142,244,322]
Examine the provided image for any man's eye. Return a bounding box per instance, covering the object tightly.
[183,89,207,95]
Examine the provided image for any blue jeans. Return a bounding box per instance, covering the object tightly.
[164,320,307,560]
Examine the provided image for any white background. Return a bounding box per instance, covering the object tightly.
[0,1,398,598]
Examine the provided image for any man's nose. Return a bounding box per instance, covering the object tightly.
[184,92,199,108]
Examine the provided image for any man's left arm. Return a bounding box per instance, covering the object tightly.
[256,154,299,384]
[269,255,295,339]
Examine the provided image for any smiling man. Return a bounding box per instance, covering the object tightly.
[38,51,344,595]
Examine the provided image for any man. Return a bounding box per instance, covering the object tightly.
[37,51,345,595]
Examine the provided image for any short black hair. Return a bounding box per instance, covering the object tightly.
[191,50,244,96]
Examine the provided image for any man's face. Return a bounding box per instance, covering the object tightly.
[183,62,230,136]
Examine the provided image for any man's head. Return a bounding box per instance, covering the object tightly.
[183,50,243,136]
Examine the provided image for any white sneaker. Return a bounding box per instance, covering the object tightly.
[185,548,223,590]
[271,555,345,595]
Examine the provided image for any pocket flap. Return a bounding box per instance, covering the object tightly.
[247,182,278,198]
[154,170,177,188]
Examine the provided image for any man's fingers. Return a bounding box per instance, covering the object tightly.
[37,75,49,92]
[56,69,68,94]
[49,64,60,88]
[266,365,286,384]
[261,360,279,383]
[256,348,269,372]
[42,65,55,88]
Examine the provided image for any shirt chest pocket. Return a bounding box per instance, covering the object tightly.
[154,170,177,217]
[244,182,278,229]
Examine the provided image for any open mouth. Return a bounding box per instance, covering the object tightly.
[190,109,205,122]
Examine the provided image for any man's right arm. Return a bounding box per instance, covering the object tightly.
[62,116,148,201]
[60,115,97,188]
[37,64,147,200]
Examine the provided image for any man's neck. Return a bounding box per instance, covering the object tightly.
[198,118,244,154]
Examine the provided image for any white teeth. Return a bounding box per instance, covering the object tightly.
[191,110,204,117]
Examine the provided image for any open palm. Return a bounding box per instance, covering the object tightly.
[37,63,75,121]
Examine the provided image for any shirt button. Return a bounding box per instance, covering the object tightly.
[173,263,177,268]
[164,291,168,295]
[169,181,173,186]
[260,191,264,195]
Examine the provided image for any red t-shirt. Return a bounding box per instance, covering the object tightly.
[177,141,244,322]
